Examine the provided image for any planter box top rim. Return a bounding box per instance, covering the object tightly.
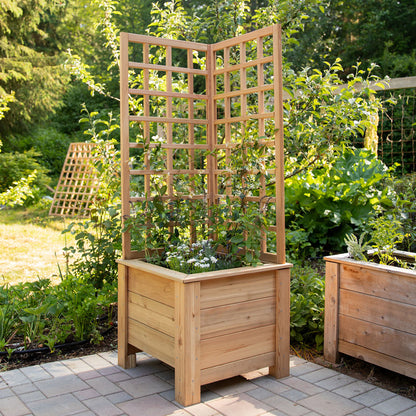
[117,257,292,282]
[324,252,416,278]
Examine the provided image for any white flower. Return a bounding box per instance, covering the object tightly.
[210,256,218,263]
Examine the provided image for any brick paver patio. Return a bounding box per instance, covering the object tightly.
[1,352,415,416]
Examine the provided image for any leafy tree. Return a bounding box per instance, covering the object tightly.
[290,0,416,77]
[0,0,68,136]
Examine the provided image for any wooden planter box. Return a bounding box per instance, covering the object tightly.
[118,259,291,405]
[324,253,416,379]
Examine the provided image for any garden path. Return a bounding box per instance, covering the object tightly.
[0,352,415,416]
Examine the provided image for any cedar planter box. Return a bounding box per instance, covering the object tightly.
[324,253,416,379]
[118,258,291,405]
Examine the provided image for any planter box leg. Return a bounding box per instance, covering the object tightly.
[324,261,340,363]
[118,264,136,369]
[270,268,290,378]
[175,281,201,406]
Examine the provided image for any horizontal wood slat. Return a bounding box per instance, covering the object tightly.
[128,292,175,337]
[128,268,175,307]
[213,55,273,75]
[339,289,416,334]
[127,32,208,51]
[339,315,416,365]
[128,318,175,367]
[200,297,275,339]
[129,115,209,124]
[200,271,275,309]
[212,26,275,50]
[129,143,209,150]
[200,324,275,369]
[129,88,207,100]
[201,352,275,385]
[340,264,416,306]
[338,340,416,380]
[214,112,274,125]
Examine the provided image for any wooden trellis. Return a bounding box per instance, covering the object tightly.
[120,25,285,263]
[118,26,291,406]
[49,142,100,218]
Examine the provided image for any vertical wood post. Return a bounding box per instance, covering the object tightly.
[273,24,286,264]
[119,32,132,260]
[118,264,136,369]
[270,267,290,378]
[175,281,201,406]
[324,261,340,363]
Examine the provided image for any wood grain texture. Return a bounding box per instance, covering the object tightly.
[128,318,175,367]
[270,267,290,378]
[340,263,416,306]
[339,289,416,334]
[118,264,136,369]
[200,271,275,309]
[200,297,275,339]
[175,281,201,406]
[128,292,175,337]
[200,325,275,370]
[128,268,175,307]
[339,315,416,365]
[201,352,275,385]
[324,261,340,363]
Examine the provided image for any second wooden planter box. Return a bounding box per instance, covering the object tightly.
[324,253,416,379]
[118,259,291,406]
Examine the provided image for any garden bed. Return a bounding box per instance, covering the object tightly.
[324,253,416,380]
[118,258,291,405]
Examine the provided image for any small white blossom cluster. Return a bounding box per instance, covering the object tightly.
[165,240,219,274]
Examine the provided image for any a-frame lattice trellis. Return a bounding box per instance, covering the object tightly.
[49,142,100,218]
[120,25,285,263]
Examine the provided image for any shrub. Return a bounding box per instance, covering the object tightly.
[0,150,50,206]
[285,147,393,260]
[1,127,73,179]
[290,265,325,351]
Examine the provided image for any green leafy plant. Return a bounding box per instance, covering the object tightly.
[344,232,372,261]
[63,109,121,288]
[346,213,415,269]
[0,275,117,355]
[290,265,325,351]
[285,146,393,260]
[0,150,50,206]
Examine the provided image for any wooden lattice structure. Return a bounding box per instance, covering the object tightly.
[120,25,285,262]
[49,142,100,218]
[118,26,291,406]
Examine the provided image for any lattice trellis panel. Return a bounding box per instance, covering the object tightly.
[49,142,100,218]
[120,25,285,262]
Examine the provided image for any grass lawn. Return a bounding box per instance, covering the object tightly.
[0,205,74,284]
